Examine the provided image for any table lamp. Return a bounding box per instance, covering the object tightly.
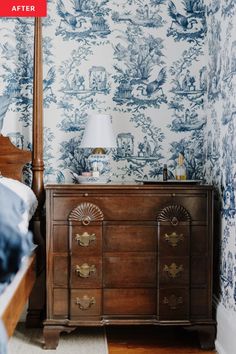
[80,113,116,178]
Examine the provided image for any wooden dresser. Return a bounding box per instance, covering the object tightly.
[44,184,216,349]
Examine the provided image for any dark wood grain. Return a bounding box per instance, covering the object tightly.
[26,17,45,327]
[106,325,216,353]
[103,253,156,287]
[32,17,44,209]
[44,184,216,349]
[104,224,157,252]
[1,256,35,337]
[103,289,156,315]
[0,135,31,181]
[43,325,76,349]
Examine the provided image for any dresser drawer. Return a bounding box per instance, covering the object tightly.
[52,194,207,221]
[70,225,102,255]
[70,289,101,317]
[159,288,189,320]
[103,289,156,315]
[53,195,164,221]
[71,257,102,288]
[158,225,189,256]
[103,253,156,287]
[159,257,189,285]
[104,223,157,252]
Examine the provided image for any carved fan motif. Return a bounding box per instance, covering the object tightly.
[157,204,191,225]
[69,202,104,225]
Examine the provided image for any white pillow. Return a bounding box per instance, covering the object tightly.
[0,177,38,233]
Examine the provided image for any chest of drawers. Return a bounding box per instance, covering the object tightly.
[43,184,216,349]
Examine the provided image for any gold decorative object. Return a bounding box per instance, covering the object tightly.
[163,294,183,309]
[75,263,96,278]
[75,295,95,310]
[164,232,184,247]
[75,232,96,247]
[163,263,184,278]
[69,202,104,224]
[157,204,191,225]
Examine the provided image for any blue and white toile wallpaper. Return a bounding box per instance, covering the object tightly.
[0,0,235,312]
[0,0,207,183]
[205,0,236,312]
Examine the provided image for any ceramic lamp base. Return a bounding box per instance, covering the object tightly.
[88,153,111,176]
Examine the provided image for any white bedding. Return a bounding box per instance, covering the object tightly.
[0,177,38,234]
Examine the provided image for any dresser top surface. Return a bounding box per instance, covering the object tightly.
[45,182,213,191]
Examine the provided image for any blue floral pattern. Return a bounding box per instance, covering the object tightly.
[205,0,236,311]
[0,0,208,183]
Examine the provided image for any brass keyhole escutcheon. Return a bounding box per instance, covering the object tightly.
[82,217,91,225]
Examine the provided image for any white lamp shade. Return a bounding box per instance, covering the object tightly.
[80,114,116,148]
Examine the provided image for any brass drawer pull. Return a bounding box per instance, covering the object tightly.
[75,263,96,278]
[164,232,184,247]
[75,232,96,247]
[163,263,183,278]
[163,295,183,309]
[75,295,95,310]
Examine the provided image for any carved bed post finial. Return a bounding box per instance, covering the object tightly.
[32,17,44,210]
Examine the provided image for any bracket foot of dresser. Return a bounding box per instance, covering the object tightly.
[43,325,76,349]
[185,324,216,350]
[197,325,216,350]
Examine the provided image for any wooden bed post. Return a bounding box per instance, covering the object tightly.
[26,17,45,327]
[32,17,44,211]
